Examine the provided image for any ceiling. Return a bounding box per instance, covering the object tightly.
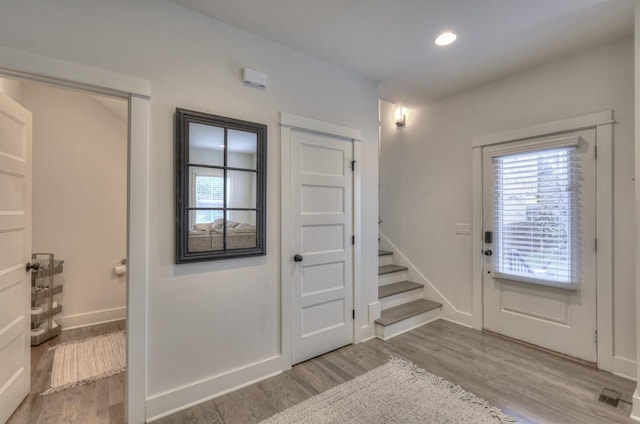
[170,0,634,105]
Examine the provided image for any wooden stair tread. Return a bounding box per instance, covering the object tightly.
[378,281,423,299]
[375,299,442,326]
[378,264,408,275]
[378,250,393,257]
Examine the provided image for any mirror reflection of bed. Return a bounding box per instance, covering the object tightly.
[188,218,257,252]
[186,120,259,253]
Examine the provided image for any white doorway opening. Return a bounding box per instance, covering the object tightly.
[0,48,150,424]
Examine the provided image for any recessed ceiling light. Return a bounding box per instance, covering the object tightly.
[435,32,457,47]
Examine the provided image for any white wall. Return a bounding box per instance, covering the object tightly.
[380,38,636,377]
[20,82,128,329]
[0,1,379,420]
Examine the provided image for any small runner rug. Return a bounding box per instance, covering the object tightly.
[42,331,126,395]
[261,357,515,424]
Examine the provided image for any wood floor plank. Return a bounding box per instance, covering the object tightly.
[375,299,441,326]
[157,319,636,424]
[256,373,313,411]
[11,318,635,423]
[378,280,423,299]
[6,320,126,424]
[377,264,408,275]
[213,390,262,424]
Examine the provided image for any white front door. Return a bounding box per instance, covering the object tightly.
[0,93,32,423]
[290,129,354,364]
[482,129,597,362]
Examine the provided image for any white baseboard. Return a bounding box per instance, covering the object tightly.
[356,302,381,342]
[631,388,640,422]
[378,232,474,328]
[612,356,636,381]
[146,355,286,422]
[360,333,377,342]
[58,306,126,330]
[439,316,474,329]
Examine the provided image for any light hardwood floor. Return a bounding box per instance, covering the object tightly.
[7,319,636,423]
[158,320,635,424]
[7,320,126,424]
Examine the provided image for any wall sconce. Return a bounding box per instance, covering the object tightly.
[394,105,406,127]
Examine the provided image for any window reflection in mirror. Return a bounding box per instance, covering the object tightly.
[176,109,266,262]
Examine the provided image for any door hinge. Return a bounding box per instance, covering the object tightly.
[352,309,355,320]
[350,160,356,171]
[595,330,598,345]
[352,235,355,245]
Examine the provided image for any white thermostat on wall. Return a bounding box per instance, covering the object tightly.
[242,68,267,89]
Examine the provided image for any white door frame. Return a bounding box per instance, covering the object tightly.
[0,46,150,424]
[280,112,362,367]
[471,110,614,372]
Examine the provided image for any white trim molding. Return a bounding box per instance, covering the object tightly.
[280,112,364,362]
[145,356,283,422]
[127,95,150,424]
[633,388,640,422]
[612,356,637,382]
[472,110,613,148]
[58,306,126,330]
[0,46,150,98]
[635,6,640,420]
[472,110,614,372]
[634,363,640,422]
[280,112,362,142]
[0,49,151,424]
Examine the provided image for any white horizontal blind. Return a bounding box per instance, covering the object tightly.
[493,147,578,286]
[195,174,224,223]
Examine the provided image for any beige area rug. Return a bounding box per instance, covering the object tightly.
[261,357,515,424]
[42,331,126,395]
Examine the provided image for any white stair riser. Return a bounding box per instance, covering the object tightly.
[375,311,441,340]
[378,271,407,286]
[378,255,393,267]
[380,289,423,310]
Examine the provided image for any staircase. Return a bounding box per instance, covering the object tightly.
[375,249,442,340]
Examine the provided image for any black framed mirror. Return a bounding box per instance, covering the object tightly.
[175,108,267,263]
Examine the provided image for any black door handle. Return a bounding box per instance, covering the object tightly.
[293,254,303,262]
[26,262,40,272]
[484,249,493,256]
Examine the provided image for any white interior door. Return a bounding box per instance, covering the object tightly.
[0,93,32,423]
[482,129,597,362]
[291,129,353,364]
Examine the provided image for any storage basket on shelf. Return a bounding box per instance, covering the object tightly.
[29,253,64,346]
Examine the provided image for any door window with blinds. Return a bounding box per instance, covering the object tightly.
[492,144,579,288]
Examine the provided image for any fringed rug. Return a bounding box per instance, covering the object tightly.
[42,331,126,395]
[261,357,515,424]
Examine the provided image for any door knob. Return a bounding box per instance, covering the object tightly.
[293,254,303,262]
[483,249,493,256]
[25,262,40,272]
